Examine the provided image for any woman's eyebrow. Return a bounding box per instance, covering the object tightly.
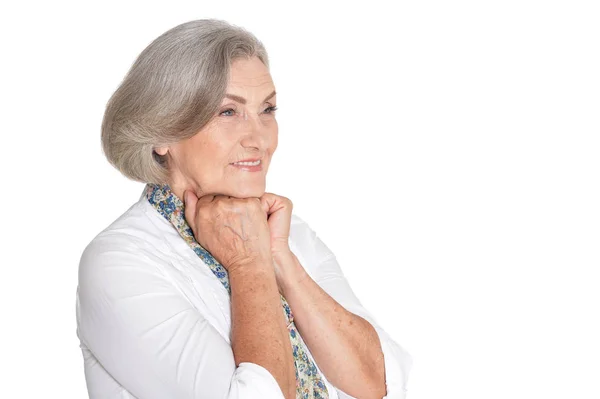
[224,90,276,104]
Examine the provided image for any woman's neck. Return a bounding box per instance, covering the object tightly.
[163,173,204,205]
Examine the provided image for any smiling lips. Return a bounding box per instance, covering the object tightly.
[230,159,262,171]
[231,159,261,166]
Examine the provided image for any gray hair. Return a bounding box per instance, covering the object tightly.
[101,19,270,184]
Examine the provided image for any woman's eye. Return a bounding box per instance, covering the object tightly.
[220,108,235,117]
[219,106,278,117]
[264,105,278,114]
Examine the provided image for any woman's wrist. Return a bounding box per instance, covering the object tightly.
[272,249,309,296]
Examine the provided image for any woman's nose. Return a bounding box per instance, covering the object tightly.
[239,111,269,148]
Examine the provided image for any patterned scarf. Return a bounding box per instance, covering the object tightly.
[145,183,329,398]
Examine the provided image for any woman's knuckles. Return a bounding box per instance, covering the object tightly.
[185,195,271,271]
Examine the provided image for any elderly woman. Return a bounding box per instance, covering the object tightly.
[76,19,411,399]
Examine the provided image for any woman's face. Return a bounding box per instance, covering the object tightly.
[155,56,278,200]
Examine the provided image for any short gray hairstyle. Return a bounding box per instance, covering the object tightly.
[101,19,270,184]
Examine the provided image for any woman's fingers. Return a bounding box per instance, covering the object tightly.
[260,192,290,216]
[259,195,271,217]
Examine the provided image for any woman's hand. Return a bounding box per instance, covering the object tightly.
[259,192,293,256]
[259,193,298,293]
[183,190,273,275]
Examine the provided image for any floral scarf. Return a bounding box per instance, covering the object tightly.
[145,183,329,398]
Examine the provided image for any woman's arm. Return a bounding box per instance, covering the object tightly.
[77,235,292,399]
[229,260,297,399]
[273,215,413,399]
[274,250,387,399]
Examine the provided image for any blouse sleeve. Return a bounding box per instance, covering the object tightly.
[76,235,286,399]
[291,215,413,399]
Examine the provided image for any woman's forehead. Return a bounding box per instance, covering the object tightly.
[228,57,273,87]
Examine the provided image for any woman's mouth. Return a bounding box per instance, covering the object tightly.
[230,159,262,172]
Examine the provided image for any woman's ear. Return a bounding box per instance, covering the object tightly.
[154,146,168,156]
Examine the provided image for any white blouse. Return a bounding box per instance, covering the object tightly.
[76,188,412,398]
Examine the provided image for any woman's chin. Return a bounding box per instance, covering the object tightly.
[228,185,266,199]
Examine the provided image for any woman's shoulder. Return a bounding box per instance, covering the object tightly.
[289,212,335,273]
[289,212,313,246]
[289,213,327,251]
[79,193,175,278]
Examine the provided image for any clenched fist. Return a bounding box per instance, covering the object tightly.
[183,190,273,275]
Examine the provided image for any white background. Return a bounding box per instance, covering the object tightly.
[1,1,599,398]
